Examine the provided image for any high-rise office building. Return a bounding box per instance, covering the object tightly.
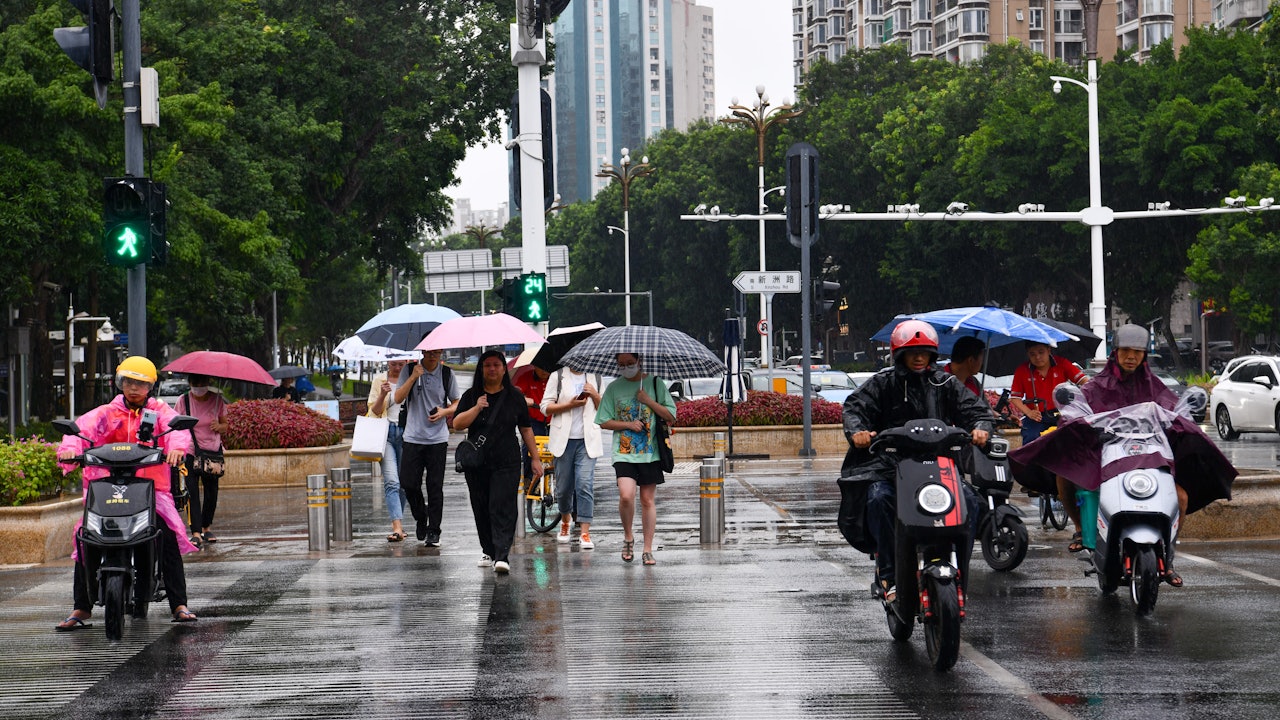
[792,0,1213,78]
[549,0,716,204]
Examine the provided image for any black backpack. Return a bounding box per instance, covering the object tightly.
[398,364,453,429]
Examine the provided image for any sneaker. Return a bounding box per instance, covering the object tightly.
[579,532,594,550]
[557,521,571,544]
[478,554,493,568]
[493,560,510,574]
[424,531,441,548]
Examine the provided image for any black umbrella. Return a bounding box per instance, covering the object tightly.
[268,365,310,379]
[983,319,1103,376]
[543,323,606,369]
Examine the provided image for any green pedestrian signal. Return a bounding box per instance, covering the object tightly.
[102,177,152,268]
[515,272,549,323]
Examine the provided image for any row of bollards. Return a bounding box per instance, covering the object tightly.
[306,467,353,552]
[700,432,727,544]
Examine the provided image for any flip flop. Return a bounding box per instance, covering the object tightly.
[1162,569,1184,587]
[387,532,406,542]
[55,615,92,632]
[1068,532,1085,553]
[202,532,218,544]
[172,609,198,623]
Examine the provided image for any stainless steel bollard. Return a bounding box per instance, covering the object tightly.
[713,431,726,460]
[329,467,352,542]
[306,474,330,551]
[699,458,724,544]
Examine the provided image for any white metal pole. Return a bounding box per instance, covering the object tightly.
[758,164,769,367]
[1085,59,1107,363]
[624,209,632,326]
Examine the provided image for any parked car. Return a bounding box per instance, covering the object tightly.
[667,376,731,402]
[1213,355,1267,384]
[848,371,878,389]
[1209,356,1280,439]
[157,378,189,408]
[781,355,830,370]
[1080,367,1205,422]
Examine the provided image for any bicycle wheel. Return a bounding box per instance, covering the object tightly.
[1048,496,1069,531]
[525,474,559,533]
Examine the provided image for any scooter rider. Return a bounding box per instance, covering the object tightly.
[843,320,995,602]
[54,356,199,630]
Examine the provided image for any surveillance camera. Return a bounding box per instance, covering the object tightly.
[694,203,707,214]
[946,202,969,214]
[1261,197,1275,208]
[1053,81,1062,94]
[504,139,519,150]
[1224,196,1247,208]
[593,286,600,292]
[710,205,720,215]
[42,281,61,292]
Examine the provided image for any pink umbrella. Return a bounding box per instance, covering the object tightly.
[415,313,546,351]
[163,350,276,385]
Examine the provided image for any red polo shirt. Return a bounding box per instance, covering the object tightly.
[944,362,982,397]
[513,372,549,424]
[1010,356,1085,411]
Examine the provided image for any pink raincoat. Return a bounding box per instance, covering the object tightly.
[58,395,199,558]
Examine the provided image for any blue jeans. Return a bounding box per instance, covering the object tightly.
[381,423,406,523]
[554,439,595,523]
[867,474,980,586]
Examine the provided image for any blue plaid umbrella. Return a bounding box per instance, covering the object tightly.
[560,325,726,379]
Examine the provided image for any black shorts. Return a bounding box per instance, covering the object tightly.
[613,461,666,486]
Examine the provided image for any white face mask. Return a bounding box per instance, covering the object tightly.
[190,386,209,397]
[619,363,640,379]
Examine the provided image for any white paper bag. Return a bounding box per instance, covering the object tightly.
[350,415,390,462]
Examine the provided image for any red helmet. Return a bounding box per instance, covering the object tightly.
[890,320,939,361]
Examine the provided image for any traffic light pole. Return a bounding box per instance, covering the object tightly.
[122,0,145,357]
[513,5,548,338]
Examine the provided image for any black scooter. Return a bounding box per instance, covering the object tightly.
[870,419,974,671]
[970,437,1029,572]
[54,412,197,641]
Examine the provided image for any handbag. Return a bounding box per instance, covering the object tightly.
[455,389,509,473]
[350,414,390,462]
[836,470,876,554]
[191,449,226,478]
[650,377,675,473]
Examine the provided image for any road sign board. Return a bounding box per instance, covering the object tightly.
[499,245,571,286]
[733,271,801,294]
[422,249,495,293]
[757,319,769,336]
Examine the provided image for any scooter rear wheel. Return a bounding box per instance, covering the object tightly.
[1131,546,1160,616]
[923,575,961,671]
[104,573,126,641]
[981,516,1028,572]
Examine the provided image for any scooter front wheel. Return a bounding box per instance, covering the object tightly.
[981,516,1028,572]
[923,575,961,671]
[103,573,126,641]
[1131,546,1160,616]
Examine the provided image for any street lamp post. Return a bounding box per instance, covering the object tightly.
[596,148,653,326]
[722,86,801,368]
[1051,59,1110,364]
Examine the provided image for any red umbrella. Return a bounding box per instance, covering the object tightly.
[163,351,277,385]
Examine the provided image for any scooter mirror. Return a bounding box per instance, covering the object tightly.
[52,418,82,437]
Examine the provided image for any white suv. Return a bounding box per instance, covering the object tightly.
[1209,356,1280,439]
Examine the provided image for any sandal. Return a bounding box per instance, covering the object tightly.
[172,608,198,623]
[55,615,92,632]
[1068,532,1085,553]
[387,532,406,542]
[1162,569,1184,587]
[190,533,204,549]
[621,540,634,563]
[642,552,656,566]
[883,585,897,604]
[202,531,218,544]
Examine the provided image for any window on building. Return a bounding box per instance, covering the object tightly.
[913,27,932,53]
[650,63,659,75]
[596,111,606,123]
[1030,39,1045,54]
[595,47,605,59]
[596,94,605,107]
[868,0,884,16]
[596,126,605,138]
[1029,8,1044,29]
[651,110,660,123]
[1142,0,1173,13]
[914,0,933,21]
[1142,21,1173,48]
[832,14,846,35]
[960,9,988,35]
[866,22,884,46]
[832,41,847,60]
[1054,9,1083,34]
[650,47,659,59]
[650,79,660,91]
[1055,39,1083,64]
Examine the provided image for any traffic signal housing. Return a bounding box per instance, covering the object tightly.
[53,0,115,109]
[102,177,151,268]
[509,89,555,211]
[813,280,839,322]
[514,272,550,323]
[786,142,820,248]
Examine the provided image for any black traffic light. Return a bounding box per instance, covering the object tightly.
[53,0,115,109]
[509,89,555,211]
[813,280,839,321]
[497,277,518,316]
[786,142,820,248]
[148,181,168,265]
[102,177,151,268]
[514,272,550,323]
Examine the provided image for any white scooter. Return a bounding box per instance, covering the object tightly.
[1053,384,1207,616]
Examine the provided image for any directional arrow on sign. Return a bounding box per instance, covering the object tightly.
[732,271,801,294]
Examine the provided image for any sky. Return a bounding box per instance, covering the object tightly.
[445,0,796,212]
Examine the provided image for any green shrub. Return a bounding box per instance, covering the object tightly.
[222,399,344,450]
[672,391,843,428]
[0,438,79,506]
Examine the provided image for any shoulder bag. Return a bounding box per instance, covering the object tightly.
[350,414,390,462]
[650,377,675,473]
[455,388,508,473]
[180,393,226,478]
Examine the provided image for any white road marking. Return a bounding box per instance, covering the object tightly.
[961,642,1079,720]
[1179,551,1280,587]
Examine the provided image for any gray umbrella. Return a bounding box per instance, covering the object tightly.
[559,325,726,379]
[268,365,310,379]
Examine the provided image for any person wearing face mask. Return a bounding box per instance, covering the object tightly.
[841,321,994,603]
[176,374,229,547]
[595,353,677,566]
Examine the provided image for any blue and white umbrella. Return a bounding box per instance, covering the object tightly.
[355,303,462,351]
[872,306,1075,354]
[560,325,726,379]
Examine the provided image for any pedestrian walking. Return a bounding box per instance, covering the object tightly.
[541,366,604,549]
[393,340,460,546]
[369,359,409,542]
[176,374,228,547]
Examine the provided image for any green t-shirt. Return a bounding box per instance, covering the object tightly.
[595,374,677,464]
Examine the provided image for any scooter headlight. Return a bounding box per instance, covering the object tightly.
[917,483,954,515]
[1122,473,1158,500]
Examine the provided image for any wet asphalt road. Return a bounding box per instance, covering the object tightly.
[3,435,1280,720]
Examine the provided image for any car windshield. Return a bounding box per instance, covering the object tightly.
[809,372,854,388]
[687,378,723,396]
[158,379,189,395]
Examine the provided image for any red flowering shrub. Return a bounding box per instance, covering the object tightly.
[672,390,843,428]
[222,399,344,450]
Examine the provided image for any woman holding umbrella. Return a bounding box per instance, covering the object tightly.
[595,353,677,566]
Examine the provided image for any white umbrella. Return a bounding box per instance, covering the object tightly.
[332,336,419,363]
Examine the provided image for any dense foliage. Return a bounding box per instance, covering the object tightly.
[222,399,343,450]
[0,437,78,506]
[673,391,843,428]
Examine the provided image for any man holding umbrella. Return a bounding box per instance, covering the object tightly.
[393,339,460,546]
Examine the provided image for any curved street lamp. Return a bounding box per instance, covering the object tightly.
[721,86,802,366]
[596,148,653,326]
